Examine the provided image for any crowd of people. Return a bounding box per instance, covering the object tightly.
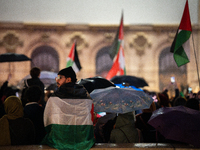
[94,84,200,145]
[0,66,200,149]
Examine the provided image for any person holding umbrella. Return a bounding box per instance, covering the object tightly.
[0,73,17,118]
[0,73,12,102]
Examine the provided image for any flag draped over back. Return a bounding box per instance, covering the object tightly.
[170,0,191,67]
[42,97,95,150]
[67,42,82,73]
[106,45,126,80]
[109,13,124,60]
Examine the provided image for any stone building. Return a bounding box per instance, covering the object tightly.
[0,1,199,97]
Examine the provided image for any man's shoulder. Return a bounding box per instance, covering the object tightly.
[54,83,91,99]
[27,78,44,87]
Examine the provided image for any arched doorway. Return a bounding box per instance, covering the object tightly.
[96,46,113,78]
[159,47,187,97]
[31,46,59,72]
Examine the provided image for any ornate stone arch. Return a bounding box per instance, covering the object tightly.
[31,45,59,72]
[95,46,112,78]
[24,34,66,73]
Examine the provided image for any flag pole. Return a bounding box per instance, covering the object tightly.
[191,33,200,89]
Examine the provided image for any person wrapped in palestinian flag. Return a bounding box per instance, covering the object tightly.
[42,67,95,150]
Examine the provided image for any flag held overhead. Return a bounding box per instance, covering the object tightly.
[66,41,82,73]
[109,12,124,60]
[170,0,191,67]
[106,45,126,80]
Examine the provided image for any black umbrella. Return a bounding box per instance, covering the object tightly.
[77,76,116,93]
[110,75,148,88]
[0,53,31,72]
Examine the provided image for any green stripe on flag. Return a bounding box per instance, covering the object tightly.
[67,59,73,67]
[174,46,190,67]
[174,30,191,50]
[174,30,190,67]
[42,124,95,150]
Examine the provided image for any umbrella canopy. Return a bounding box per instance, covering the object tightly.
[18,71,57,89]
[90,87,153,114]
[77,76,115,93]
[110,75,148,88]
[148,106,200,147]
[0,53,31,72]
[0,53,31,62]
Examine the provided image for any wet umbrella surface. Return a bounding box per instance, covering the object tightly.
[90,87,153,114]
[148,106,200,147]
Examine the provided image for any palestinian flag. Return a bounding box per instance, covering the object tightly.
[67,42,82,73]
[170,0,191,67]
[106,45,126,80]
[42,97,95,150]
[109,12,124,60]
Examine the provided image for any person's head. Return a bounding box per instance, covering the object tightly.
[173,97,187,107]
[56,67,77,87]
[197,91,200,99]
[30,67,41,78]
[157,93,170,107]
[1,87,16,102]
[186,98,199,110]
[25,85,42,103]
[4,96,23,117]
[192,93,197,99]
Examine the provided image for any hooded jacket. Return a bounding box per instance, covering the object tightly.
[110,112,140,143]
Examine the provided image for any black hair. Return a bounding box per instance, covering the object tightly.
[173,97,187,107]
[186,98,199,110]
[30,67,41,78]
[25,85,42,102]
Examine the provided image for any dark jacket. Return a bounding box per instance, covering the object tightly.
[110,112,140,143]
[26,77,44,89]
[8,118,35,145]
[53,82,91,99]
[21,77,45,107]
[24,103,46,144]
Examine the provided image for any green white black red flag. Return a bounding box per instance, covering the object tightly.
[170,0,191,67]
[66,41,82,72]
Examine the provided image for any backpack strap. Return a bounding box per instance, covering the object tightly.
[24,79,29,88]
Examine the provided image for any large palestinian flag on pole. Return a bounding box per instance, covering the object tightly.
[42,97,95,150]
[170,0,191,67]
[109,13,124,60]
[67,41,82,73]
[106,45,126,80]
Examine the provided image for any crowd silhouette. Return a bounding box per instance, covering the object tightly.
[0,67,200,149]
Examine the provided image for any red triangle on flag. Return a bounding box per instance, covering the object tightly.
[106,45,125,80]
[179,0,192,31]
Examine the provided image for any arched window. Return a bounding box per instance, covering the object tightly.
[96,46,113,78]
[31,46,59,72]
[159,47,187,96]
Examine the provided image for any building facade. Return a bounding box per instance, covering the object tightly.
[0,22,199,96]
